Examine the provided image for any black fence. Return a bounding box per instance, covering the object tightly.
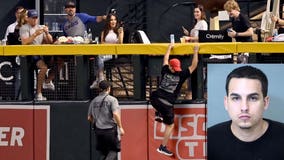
[1,53,284,102]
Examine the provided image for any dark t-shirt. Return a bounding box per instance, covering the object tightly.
[208,119,284,160]
[155,65,190,103]
[231,13,252,42]
[278,27,284,34]
[7,27,21,45]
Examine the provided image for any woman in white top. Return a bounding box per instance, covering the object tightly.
[183,4,208,42]
[90,13,124,89]
[182,4,208,99]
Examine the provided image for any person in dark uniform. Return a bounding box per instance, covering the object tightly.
[88,80,125,160]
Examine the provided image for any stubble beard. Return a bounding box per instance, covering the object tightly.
[239,120,252,130]
[67,11,74,17]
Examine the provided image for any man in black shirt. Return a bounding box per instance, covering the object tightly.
[150,44,198,157]
[224,0,253,42]
[208,65,284,160]
[224,0,253,63]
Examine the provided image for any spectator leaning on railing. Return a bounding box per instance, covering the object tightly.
[182,4,208,42]
[224,0,253,63]
[181,4,208,100]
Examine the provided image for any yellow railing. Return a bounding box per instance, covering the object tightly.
[1,42,284,56]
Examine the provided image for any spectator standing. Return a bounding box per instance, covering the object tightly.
[63,0,106,90]
[7,9,28,45]
[3,6,24,41]
[182,4,208,42]
[182,4,208,100]
[224,0,253,63]
[6,8,28,100]
[20,9,55,100]
[90,13,124,89]
[63,0,105,37]
[88,80,125,160]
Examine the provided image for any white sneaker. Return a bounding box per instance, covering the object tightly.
[43,81,55,91]
[90,80,99,89]
[34,93,47,101]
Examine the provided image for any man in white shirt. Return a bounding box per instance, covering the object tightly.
[3,6,24,41]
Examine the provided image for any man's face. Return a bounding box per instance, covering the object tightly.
[65,6,76,17]
[224,78,269,130]
[27,17,38,27]
[227,9,238,18]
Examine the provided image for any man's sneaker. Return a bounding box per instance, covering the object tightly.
[155,111,163,122]
[34,93,47,101]
[43,81,55,91]
[90,80,98,89]
[157,144,173,156]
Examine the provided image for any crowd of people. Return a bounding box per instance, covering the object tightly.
[4,0,282,101]
[3,0,284,159]
[4,1,109,100]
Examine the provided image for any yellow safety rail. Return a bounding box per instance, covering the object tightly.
[2,42,284,56]
[0,46,3,56]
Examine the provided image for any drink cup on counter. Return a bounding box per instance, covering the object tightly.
[52,22,59,31]
[94,37,99,44]
[52,22,56,31]
[1,39,7,46]
[180,37,186,43]
[55,22,59,31]
[170,34,175,44]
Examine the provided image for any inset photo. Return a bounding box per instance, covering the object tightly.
[207,64,284,159]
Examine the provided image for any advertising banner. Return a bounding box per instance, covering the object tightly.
[121,103,206,160]
[0,105,50,160]
[0,57,18,100]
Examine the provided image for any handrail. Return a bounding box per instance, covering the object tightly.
[2,42,284,56]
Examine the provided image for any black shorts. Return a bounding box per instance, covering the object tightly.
[150,91,174,125]
[95,126,121,152]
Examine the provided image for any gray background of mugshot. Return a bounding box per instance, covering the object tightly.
[207,64,284,127]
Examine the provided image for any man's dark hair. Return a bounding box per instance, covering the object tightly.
[15,6,24,12]
[225,65,268,97]
[64,0,76,8]
[99,80,111,91]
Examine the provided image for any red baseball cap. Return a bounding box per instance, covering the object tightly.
[169,58,182,72]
